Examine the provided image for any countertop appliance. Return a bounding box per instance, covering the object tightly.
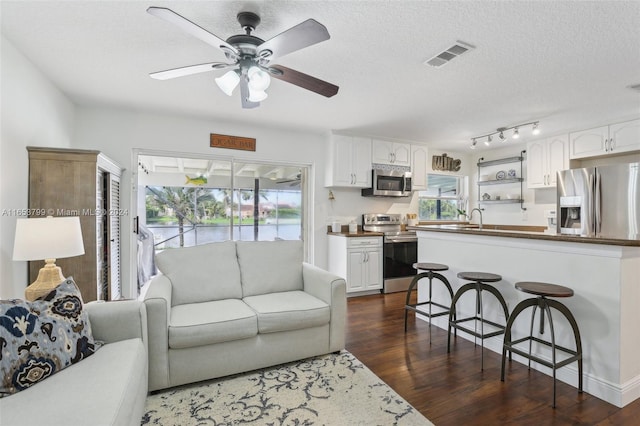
[363,213,417,293]
[361,166,412,197]
[557,163,639,240]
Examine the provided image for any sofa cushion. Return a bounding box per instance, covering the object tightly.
[169,299,258,349]
[0,337,147,426]
[0,278,100,397]
[243,291,330,334]
[156,241,242,306]
[236,240,304,297]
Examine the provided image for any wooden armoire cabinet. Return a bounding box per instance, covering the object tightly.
[27,147,124,302]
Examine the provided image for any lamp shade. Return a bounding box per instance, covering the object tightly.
[215,70,240,96]
[13,216,85,261]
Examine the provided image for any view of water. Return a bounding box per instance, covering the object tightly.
[147,223,302,249]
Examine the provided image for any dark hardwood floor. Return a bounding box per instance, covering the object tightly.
[345,291,640,425]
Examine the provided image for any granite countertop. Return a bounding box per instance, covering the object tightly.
[327,230,384,237]
[409,224,640,247]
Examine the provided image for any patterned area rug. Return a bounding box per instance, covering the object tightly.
[142,351,433,425]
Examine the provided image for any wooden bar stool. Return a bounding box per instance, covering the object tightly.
[448,271,509,370]
[501,281,583,408]
[404,263,453,342]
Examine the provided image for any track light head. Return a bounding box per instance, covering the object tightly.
[532,122,540,135]
[512,128,520,139]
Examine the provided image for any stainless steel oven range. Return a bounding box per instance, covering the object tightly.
[362,213,417,293]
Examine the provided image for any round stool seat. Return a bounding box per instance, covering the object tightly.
[515,281,574,298]
[413,262,449,272]
[457,271,502,282]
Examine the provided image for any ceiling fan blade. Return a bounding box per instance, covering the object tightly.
[239,76,260,109]
[149,63,233,80]
[269,65,339,98]
[257,19,330,61]
[147,7,238,56]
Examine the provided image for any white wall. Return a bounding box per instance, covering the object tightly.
[0,35,76,299]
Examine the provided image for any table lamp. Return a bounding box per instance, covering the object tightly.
[13,216,85,301]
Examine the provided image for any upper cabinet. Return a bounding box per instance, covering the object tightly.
[569,119,640,159]
[411,145,428,191]
[325,134,372,188]
[527,135,569,188]
[371,139,411,167]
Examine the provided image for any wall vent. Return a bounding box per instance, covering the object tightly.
[425,41,475,68]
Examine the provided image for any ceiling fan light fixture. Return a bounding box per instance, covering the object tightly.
[247,66,271,91]
[248,88,268,102]
[215,70,240,96]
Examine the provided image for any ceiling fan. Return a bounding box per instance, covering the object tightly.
[276,173,302,187]
[147,7,339,108]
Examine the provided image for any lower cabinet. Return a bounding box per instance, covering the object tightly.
[328,236,383,294]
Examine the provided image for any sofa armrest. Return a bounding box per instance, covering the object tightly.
[85,300,147,348]
[302,262,346,352]
[142,274,173,391]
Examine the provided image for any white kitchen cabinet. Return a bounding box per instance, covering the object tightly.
[569,119,640,159]
[411,145,428,190]
[371,139,411,167]
[328,236,383,294]
[325,134,372,187]
[527,134,568,188]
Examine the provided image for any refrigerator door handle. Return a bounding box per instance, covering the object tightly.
[594,172,602,234]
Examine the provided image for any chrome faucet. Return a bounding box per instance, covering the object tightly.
[469,208,483,229]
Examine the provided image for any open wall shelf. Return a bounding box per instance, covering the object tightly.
[477,150,526,211]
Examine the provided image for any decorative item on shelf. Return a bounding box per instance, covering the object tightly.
[482,193,491,201]
[508,169,517,178]
[496,170,506,180]
[432,153,462,172]
[469,121,540,149]
[13,216,85,301]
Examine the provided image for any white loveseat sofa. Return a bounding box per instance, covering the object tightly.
[0,300,148,426]
[143,240,347,392]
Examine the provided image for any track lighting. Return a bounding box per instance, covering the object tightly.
[532,122,540,135]
[469,121,540,149]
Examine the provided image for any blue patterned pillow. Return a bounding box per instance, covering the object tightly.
[0,278,101,397]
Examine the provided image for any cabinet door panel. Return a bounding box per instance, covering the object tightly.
[393,144,411,167]
[526,140,546,188]
[371,140,393,164]
[352,137,372,187]
[332,135,354,186]
[347,251,365,291]
[364,248,382,290]
[546,135,569,186]
[411,145,428,190]
[569,126,608,159]
[609,119,640,154]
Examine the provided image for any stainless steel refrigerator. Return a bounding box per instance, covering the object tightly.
[557,163,639,240]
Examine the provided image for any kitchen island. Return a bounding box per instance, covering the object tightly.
[409,224,640,407]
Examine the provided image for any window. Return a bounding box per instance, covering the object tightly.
[418,174,467,221]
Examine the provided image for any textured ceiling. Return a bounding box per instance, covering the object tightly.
[2,1,639,151]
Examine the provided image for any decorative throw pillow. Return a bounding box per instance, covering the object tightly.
[0,277,101,397]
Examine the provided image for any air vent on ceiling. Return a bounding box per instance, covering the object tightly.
[425,41,475,68]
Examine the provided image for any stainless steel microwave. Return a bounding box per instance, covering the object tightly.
[361,167,412,197]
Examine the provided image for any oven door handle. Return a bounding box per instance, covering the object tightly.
[385,237,418,243]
